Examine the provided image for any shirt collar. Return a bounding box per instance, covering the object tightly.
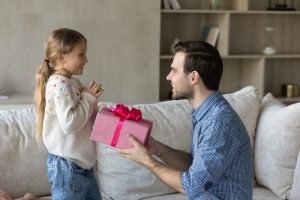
[191,91,222,123]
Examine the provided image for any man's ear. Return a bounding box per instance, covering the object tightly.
[190,71,200,85]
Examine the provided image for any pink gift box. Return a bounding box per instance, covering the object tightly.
[90,106,153,149]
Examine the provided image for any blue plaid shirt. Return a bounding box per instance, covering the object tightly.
[181,92,253,200]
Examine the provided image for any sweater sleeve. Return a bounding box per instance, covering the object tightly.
[52,77,97,134]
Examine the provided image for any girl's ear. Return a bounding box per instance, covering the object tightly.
[56,53,64,62]
[55,53,64,65]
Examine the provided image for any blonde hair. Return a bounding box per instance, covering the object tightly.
[34,28,87,140]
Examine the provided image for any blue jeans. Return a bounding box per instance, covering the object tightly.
[47,154,102,200]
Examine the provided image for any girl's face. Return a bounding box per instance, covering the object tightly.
[56,40,88,78]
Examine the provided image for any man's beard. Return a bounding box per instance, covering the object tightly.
[172,89,194,100]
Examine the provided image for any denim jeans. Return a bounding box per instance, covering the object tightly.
[47,154,102,200]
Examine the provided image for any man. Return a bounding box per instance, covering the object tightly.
[118,41,253,199]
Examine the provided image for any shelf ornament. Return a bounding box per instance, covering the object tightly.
[267,0,296,11]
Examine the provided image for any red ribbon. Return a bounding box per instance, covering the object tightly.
[110,104,142,147]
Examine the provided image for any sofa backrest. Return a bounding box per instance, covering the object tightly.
[0,107,50,198]
[4,86,298,199]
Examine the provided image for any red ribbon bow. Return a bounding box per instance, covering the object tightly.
[109,104,142,147]
[110,104,142,122]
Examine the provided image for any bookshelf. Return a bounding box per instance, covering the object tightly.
[159,0,300,104]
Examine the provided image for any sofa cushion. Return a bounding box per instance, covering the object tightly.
[252,186,281,200]
[137,187,282,200]
[0,107,50,198]
[290,150,300,199]
[96,86,260,200]
[143,193,188,200]
[254,94,300,199]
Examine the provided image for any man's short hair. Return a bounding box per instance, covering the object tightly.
[174,41,223,91]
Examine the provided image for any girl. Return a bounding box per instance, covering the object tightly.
[34,28,103,200]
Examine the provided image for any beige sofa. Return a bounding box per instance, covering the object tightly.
[0,86,299,200]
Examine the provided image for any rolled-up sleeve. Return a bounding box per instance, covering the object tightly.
[181,120,239,199]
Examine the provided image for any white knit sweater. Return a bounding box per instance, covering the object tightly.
[42,74,97,169]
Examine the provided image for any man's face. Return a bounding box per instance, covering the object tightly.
[166,52,194,100]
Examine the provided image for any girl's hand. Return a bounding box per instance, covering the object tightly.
[85,81,104,98]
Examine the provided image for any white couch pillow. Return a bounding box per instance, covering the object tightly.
[254,94,300,199]
[0,107,50,198]
[96,86,260,200]
[290,151,300,199]
[223,86,260,150]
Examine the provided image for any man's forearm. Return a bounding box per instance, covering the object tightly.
[144,158,185,193]
[154,141,192,171]
[117,135,189,194]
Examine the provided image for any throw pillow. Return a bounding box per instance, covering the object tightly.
[96,86,260,200]
[224,85,260,150]
[254,94,300,199]
[290,151,300,199]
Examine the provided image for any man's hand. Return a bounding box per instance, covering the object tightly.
[117,134,154,167]
[117,135,185,193]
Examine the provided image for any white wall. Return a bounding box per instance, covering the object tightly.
[0,0,160,104]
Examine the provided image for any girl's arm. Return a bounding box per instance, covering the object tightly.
[52,77,97,134]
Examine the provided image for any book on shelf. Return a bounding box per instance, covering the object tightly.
[169,0,181,9]
[202,26,220,47]
[202,26,211,42]
[163,0,181,10]
[170,38,180,54]
[163,0,171,9]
